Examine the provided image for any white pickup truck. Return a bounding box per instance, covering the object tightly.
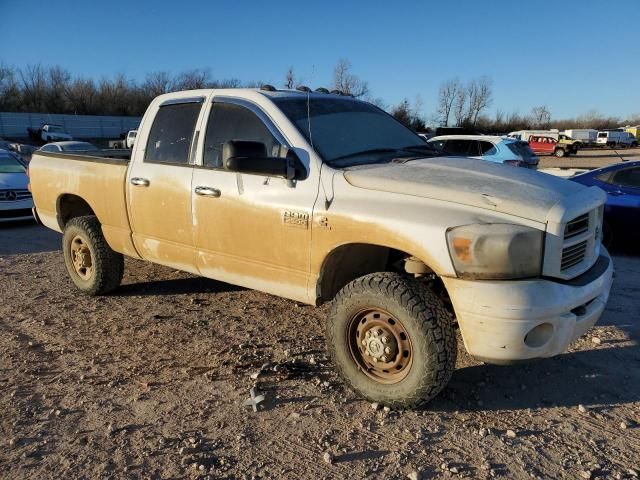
[27,124,73,142]
[29,87,614,407]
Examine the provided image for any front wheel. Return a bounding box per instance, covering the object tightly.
[327,272,457,408]
[554,148,566,157]
[62,216,124,295]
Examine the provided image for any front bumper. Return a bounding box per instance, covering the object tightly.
[441,250,614,364]
[0,198,35,222]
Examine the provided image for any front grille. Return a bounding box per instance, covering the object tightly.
[561,240,588,270]
[0,189,31,202]
[564,213,589,239]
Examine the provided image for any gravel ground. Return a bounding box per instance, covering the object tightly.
[1,221,639,480]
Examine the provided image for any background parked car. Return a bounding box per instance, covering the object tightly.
[0,149,33,222]
[27,124,73,143]
[528,135,576,157]
[39,141,99,153]
[427,135,539,168]
[570,161,640,247]
[508,129,582,151]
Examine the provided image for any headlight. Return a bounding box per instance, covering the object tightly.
[446,224,544,279]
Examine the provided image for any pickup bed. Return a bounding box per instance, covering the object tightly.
[29,87,614,407]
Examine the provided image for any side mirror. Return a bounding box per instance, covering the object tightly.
[222,140,305,180]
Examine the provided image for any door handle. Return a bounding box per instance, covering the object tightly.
[194,186,221,197]
[130,177,150,187]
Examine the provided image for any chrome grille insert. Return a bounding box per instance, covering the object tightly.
[564,213,589,239]
[561,240,588,270]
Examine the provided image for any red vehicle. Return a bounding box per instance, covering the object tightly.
[528,135,576,158]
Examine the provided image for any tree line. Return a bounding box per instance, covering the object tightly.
[433,76,639,133]
[1,61,637,133]
[0,63,259,116]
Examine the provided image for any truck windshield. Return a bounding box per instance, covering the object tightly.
[49,126,63,132]
[272,97,429,167]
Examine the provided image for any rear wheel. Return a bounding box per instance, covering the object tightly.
[327,272,456,407]
[62,216,124,295]
[554,148,566,157]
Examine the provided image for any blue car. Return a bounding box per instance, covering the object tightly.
[570,161,640,246]
[427,135,539,169]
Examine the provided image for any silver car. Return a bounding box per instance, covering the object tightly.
[0,149,33,222]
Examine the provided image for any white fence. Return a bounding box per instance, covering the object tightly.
[0,112,141,139]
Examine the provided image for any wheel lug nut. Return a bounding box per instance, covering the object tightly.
[376,329,383,336]
[362,339,367,346]
[372,357,378,363]
[384,347,391,355]
[381,336,388,344]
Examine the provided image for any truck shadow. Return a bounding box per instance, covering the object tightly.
[116,276,245,296]
[431,344,640,412]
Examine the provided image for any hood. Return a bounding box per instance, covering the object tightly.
[343,156,598,223]
[0,172,29,190]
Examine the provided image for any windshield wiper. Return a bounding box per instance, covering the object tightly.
[400,144,440,155]
[330,148,400,162]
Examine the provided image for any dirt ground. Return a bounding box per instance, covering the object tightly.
[2,148,640,480]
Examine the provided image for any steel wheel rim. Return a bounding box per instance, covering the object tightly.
[70,235,93,280]
[347,308,413,384]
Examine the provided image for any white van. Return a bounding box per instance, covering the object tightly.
[596,131,638,147]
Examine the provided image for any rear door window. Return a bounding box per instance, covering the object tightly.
[144,102,202,165]
[443,139,473,156]
[612,167,640,188]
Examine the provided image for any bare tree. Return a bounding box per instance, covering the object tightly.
[530,105,551,128]
[453,87,467,126]
[333,58,369,98]
[19,64,48,112]
[0,63,21,111]
[391,98,426,131]
[436,78,459,126]
[65,78,98,114]
[142,71,173,98]
[173,68,211,90]
[466,77,493,126]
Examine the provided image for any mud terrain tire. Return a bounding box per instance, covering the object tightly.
[327,272,456,408]
[62,215,124,295]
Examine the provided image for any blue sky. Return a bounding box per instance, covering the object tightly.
[2,0,639,120]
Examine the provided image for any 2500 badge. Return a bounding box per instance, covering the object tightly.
[283,210,309,229]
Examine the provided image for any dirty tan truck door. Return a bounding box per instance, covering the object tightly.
[127,97,205,273]
[191,99,318,303]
